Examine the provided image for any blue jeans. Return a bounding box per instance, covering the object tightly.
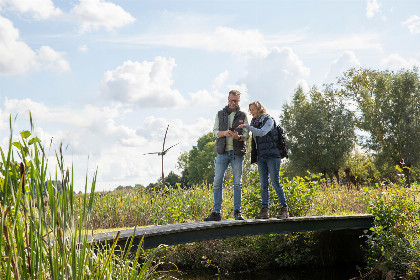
[257,157,287,208]
[213,150,244,213]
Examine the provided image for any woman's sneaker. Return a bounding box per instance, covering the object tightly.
[204,212,221,221]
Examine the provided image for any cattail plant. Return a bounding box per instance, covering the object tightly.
[0,116,165,279]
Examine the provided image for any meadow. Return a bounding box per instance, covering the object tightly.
[1,125,420,279]
[84,172,365,231]
[78,170,420,279]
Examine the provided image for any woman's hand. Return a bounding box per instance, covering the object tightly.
[237,124,247,129]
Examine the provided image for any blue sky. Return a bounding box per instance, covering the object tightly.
[1,0,419,192]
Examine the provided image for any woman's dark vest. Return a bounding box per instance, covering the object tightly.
[252,115,281,159]
[215,106,247,156]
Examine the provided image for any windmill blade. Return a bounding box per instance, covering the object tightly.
[143,151,161,155]
[163,142,180,153]
[162,124,169,153]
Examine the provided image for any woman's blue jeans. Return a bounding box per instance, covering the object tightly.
[257,156,287,208]
[213,150,244,213]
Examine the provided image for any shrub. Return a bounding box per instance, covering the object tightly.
[242,170,322,218]
[364,181,420,279]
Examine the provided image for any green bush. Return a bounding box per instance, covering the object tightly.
[242,170,322,218]
[365,182,420,279]
[282,171,323,217]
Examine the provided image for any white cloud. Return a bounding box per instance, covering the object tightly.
[0,0,62,20]
[0,98,156,188]
[310,33,383,54]
[37,46,70,72]
[3,98,119,130]
[130,26,268,57]
[3,102,148,176]
[4,98,49,121]
[136,116,213,149]
[189,89,225,107]
[402,15,420,34]
[101,57,187,108]
[104,115,213,188]
[380,53,420,69]
[324,51,361,84]
[79,45,89,53]
[71,0,135,33]
[136,116,170,142]
[133,11,267,56]
[124,10,305,57]
[209,26,267,56]
[238,47,310,104]
[366,0,380,18]
[0,16,70,75]
[189,71,232,107]
[0,108,8,131]
[0,16,36,75]
[212,70,229,90]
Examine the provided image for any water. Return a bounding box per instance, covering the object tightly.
[170,266,361,280]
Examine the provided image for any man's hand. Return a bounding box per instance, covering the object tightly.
[225,130,235,138]
[231,130,239,140]
[218,130,233,138]
[219,130,241,140]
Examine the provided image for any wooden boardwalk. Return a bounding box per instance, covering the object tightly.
[91,214,374,250]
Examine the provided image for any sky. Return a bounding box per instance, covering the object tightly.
[1,0,419,192]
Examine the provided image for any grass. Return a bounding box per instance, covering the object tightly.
[310,184,367,215]
[77,173,420,278]
[80,176,368,232]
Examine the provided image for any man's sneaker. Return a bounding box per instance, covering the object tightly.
[276,206,289,219]
[255,207,269,219]
[204,212,221,221]
[234,210,245,220]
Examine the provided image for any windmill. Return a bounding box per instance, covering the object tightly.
[143,125,179,187]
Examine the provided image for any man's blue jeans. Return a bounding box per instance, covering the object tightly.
[257,156,287,208]
[213,150,244,213]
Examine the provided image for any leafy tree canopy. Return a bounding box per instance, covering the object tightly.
[339,68,420,183]
[177,132,216,187]
[281,86,355,179]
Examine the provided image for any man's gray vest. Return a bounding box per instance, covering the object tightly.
[215,106,247,156]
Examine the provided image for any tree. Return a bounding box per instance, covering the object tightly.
[281,86,356,181]
[339,68,420,186]
[116,185,133,190]
[164,171,181,187]
[177,132,217,187]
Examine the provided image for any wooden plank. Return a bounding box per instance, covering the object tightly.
[91,214,374,250]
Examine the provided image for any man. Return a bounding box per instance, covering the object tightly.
[204,89,249,221]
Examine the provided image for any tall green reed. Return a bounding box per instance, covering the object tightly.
[0,117,163,279]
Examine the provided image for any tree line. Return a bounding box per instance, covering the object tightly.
[148,68,420,189]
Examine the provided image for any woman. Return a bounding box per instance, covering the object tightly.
[237,101,289,219]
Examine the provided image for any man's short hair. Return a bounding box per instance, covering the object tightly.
[228,90,241,97]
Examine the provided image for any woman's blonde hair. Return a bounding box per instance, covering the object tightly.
[249,101,267,116]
